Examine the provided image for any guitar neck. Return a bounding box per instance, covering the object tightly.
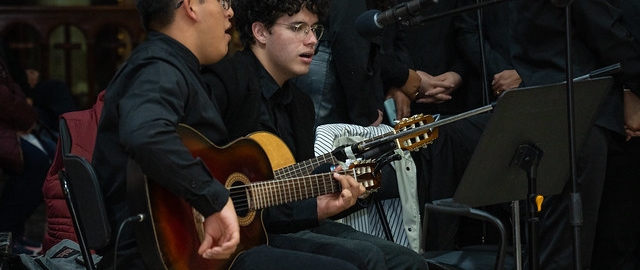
[244,172,342,210]
[272,114,437,180]
[272,131,395,179]
[273,152,337,179]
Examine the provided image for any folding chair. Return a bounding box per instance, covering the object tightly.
[58,118,111,270]
[422,199,515,270]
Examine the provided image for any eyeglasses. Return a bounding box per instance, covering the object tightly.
[175,0,230,10]
[273,22,325,41]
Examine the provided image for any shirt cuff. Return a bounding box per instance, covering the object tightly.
[400,69,422,100]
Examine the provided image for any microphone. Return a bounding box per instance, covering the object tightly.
[359,141,398,160]
[311,163,335,174]
[332,143,364,162]
[573,63,621,82]
[331,140,398,162]
[355,0,439,38]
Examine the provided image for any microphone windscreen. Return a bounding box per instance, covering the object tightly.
[355,9,383,38]
[311,163,334,175]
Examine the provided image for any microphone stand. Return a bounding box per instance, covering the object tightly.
[474,0,492,256]
[562,4,583,270]
[550,1,582,269]
[476,0,491,106]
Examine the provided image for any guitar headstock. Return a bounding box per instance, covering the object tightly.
[394,114,439,152]
[346,159,381,192]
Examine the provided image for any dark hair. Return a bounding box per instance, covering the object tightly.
[136,0,203,31]
[232,0,329,47]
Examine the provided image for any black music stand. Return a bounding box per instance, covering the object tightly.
[446,77,613,269]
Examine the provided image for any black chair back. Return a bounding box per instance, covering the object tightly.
[58,118,111,270]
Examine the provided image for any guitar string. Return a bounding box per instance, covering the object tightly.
[274,154,334,179]
[227,173,339,211]
[234,153,339,211]
[226,170,354,212]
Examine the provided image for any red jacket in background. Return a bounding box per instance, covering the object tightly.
[41,90,105,251]
[0,58,37,173]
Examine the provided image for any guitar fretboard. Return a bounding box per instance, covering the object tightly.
[273,152,336,179]
[249,174,341,210]
[229,164,375,212]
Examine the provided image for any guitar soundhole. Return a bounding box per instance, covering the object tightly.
[226,172,255,226]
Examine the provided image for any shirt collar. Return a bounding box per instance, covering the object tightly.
[147,31,201,73]
[252,54,293,105]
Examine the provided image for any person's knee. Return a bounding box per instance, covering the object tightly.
[352,241,387,270]
[392,251,429,270]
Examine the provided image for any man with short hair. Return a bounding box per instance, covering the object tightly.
[202,0,429,269]
[93,0,361,269]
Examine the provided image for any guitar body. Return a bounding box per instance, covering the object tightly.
[128,125,291,270]
[247,132,296,171]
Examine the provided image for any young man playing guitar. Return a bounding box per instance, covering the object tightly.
[201,0,429,269]
[92,0,362,269]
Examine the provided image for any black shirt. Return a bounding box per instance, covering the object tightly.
[202,50,320,233]
[257,64,297,155]
[93,31,231,242]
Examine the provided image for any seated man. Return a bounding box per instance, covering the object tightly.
[92,0,362,269]
[201,0,428,269]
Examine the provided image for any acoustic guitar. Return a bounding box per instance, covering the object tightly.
[128,114,438,269]
[127,126,382,270]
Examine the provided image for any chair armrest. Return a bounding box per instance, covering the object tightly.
[422,198,508,270]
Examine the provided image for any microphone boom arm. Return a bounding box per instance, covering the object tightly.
[343,104,495,160]
[407,0,512,26]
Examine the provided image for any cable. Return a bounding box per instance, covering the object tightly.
[112,214,145,270]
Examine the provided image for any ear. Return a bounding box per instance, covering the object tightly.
[252,22,268,45]
[179,0,198,21]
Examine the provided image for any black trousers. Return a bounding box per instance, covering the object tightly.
[268,220,428,270]
[0,137,49,239]
[232,243,360,270]
[525,126,608,270]
[591,136,640,270]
